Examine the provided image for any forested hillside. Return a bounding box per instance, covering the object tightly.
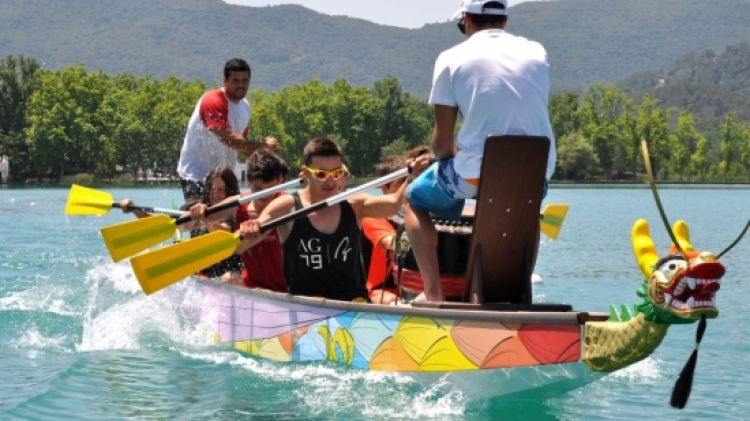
[622,43,750,131]
[1,0,750,96]
[3,54,750,184]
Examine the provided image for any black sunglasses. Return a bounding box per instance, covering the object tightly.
[457,17,466,34]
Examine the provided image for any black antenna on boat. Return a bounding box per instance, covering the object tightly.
[717,219,750,259]
[670,314,706,408]
[640,140,689,261]
[640,139,704,408]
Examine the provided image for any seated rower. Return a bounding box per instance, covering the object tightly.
[236,137,428,302]
[194,165,244,283]
[361,155,406,304]
[186,148,290,292]
[119,164,244,284]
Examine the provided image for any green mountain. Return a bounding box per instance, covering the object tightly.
[2,0,750,97]
[622,43,750,130]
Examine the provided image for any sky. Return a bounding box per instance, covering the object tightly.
[223,0,543,29]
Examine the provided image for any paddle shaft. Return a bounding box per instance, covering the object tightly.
[174,178,303,225]
[259,168,410,233]
[112,203,183,217]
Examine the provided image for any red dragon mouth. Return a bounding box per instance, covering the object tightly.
[659,261,723,315]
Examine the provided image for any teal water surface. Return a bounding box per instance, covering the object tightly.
[0,186,748,420]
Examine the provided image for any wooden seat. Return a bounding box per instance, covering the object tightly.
[464,135,550,305]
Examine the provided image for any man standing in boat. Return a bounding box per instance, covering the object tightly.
[176,58,277,207]
[235,137,427,301]
[405,0,556,301]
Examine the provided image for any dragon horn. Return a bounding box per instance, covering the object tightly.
[632,219,660,278]
[670,220,695,255]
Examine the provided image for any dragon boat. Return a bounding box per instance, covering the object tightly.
[189,136,725,401]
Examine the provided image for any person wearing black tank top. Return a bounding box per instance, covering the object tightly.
[236,137,428,302]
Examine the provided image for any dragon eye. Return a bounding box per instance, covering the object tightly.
[668,263,677,270]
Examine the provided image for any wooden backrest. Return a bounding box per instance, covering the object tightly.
[464,135,550,304]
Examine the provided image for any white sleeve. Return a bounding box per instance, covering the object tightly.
[428,52,456,107]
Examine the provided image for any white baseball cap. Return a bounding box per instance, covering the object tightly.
[452,0,508,19]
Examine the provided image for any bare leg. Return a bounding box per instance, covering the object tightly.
[404,203,444,301]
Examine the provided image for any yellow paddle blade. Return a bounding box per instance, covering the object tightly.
[65,184,114,216]
[540,203,569,240]
[131,230,241,295]
[100,214,177,262]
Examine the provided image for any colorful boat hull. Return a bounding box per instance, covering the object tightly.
[202,281,608,397]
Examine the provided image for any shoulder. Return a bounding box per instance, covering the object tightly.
[435,45,462,68]
[270,193,296,209]
[201,88,225,103]
[506,32,548,60]
[200,89,227,109]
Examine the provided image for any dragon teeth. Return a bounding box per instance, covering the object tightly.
[674,280,686,295]
[664,293,673,305]
[688,278,696,290]
[687,297,695,308]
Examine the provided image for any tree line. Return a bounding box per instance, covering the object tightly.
[1,54,749,184]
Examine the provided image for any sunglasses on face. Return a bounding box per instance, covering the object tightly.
[303,165,349,181]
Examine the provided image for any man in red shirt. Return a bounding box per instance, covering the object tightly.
[177,58,276,207]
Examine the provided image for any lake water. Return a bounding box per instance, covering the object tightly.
[0,185,748,420]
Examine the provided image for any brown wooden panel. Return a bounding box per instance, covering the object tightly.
[464,135,550,304]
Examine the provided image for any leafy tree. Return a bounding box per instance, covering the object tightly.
[690,136,711,181]
[0,54,40,181]
[718,113,750,181]
[635,96,671,179]
[668,112,703,181]
[556,132,600,180]
[25,66,111,181]
[579,84,633,179]
[549,90,581,140]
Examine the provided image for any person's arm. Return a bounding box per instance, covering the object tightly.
[200,91,272,156]
[118,198,150,218]
[351,156,430,220]
[210,127,266,156]
[432,104,458,160]
[234,194,295,254]
[178,194,241,231]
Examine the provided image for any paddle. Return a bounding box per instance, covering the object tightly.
[131,168,410,295]
[101,178,303,262]
[539,203,569,240]
[65,184,183,217]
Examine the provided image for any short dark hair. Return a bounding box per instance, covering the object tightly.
[467,1,507,27]
[303,137,343,166]
[375,155,407,176]
[247,148,289,182]
[203,165,240,204]
[224,58,251,79]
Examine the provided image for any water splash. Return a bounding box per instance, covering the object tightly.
[78,258,216,352]
[11,327,69,353]
[177,349,468,418]
[0,285,78,317]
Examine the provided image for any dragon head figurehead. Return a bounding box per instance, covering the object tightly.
[632,219,724,324]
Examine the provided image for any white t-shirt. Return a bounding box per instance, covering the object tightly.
[177,88,250,182]
[429,29,556,180]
